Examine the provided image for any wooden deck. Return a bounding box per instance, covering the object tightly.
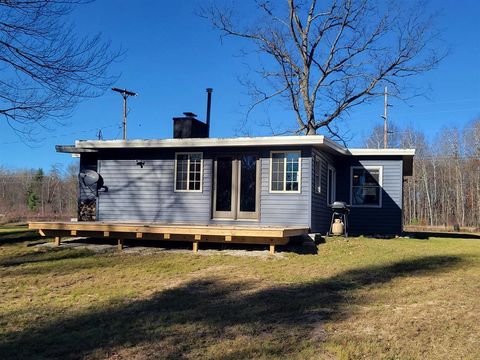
[28,221,310,254]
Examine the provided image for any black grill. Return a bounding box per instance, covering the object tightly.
[328,201,350,237]
[330,201,350,213]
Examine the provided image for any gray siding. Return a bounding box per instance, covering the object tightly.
[259,149,311,227]
[90,147,312,228]
[310,148,336,233]
[335,157,403,235]
[97,155,212,223]
[79,147,405,234]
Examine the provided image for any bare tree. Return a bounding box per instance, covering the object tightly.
[364,122,480,231]
[364,121,401,149]
[0,0,121,134]
[202,0,445,136]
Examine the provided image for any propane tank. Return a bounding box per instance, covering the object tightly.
[332,218,344,236]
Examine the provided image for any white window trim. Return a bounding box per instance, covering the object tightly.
[349,165,383,208]
[326,165,336,205]
[269,150,302,194]
[174,152,203,192]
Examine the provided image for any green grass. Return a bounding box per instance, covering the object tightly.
[0,226,479,359]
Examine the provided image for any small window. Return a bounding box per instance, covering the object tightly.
[270,151,301,192]
[313,155,322,194]
[175,152,203,191]
[327,165,336,205]
[350,166,382,207]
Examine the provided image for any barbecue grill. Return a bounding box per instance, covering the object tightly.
[328,201,350,237]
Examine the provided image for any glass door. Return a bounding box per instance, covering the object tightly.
[213,154,260,220]
[237,154,260,219]
[213,155,236,219]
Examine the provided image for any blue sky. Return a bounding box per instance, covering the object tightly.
[0,0,479,170]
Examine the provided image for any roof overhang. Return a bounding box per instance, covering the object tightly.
[347,148,415,176]
[57,135,415,176]
[72,135,346,152]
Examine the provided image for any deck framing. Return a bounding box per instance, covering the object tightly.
[28,222,309,253]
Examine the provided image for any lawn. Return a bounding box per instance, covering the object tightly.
[0,227,479,360]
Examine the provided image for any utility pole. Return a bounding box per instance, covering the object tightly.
[112,88,137,140]
[381,86,389,149]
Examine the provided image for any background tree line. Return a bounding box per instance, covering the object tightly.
[365,118,480,230]
[0,164,78,224]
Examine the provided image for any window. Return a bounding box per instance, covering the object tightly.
[175,152,203,191]
[270,151,301,192]
[350,166,382,207]
[327,165,336,205]
[313,155,322,194]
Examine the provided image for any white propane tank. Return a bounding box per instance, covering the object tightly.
[332,219,344,236]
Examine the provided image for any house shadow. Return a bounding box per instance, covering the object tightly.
[0,254,463,359]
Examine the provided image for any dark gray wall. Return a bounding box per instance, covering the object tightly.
[310,148,337,233]
[335,157,403,235]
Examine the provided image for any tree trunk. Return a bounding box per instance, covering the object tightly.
[306,125,317,135]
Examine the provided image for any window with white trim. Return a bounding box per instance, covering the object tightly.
[327,166,336,204]
[270,151,301,192]
[175,152,202,191]
[350,166,382,207]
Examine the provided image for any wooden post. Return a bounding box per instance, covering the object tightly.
[269,244,275,255]
[193,241,199,253]
[54,236,61,247]
[118,239,124,251]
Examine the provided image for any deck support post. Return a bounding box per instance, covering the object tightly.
[193,241,199,253]
[118,239,124,251]
[269,244,275,255]
[54,236,61,247]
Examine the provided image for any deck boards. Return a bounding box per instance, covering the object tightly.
[28,221,310,253]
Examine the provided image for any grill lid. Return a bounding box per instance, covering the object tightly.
[330,201,350,210]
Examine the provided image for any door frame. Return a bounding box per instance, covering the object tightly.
[212,153,261,220]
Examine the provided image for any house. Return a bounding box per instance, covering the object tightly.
[52,113,414,237]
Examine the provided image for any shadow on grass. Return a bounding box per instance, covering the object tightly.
[0,255,463,360]
[0,230,43,245]
[404,231,480,240]
[0,248,94,268]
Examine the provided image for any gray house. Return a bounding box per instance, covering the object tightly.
[57,117,414,236]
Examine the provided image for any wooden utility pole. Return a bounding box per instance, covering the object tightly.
[382,86,388,149]
[112,88,137,140]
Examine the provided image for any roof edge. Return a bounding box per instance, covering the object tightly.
[347,148,415,156]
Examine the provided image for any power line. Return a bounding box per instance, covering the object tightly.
[0,125,118,146]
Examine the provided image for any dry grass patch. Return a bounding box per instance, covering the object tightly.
[0,227,479,359]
